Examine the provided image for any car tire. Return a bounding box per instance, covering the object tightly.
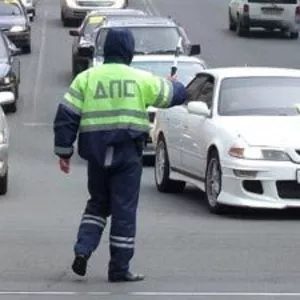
[228,9,236,31]
[22,44,31,54]
[0,169,8,196]
[236,16,248,37]
[290,31,299,39]
[154,135,186,193]
[205,150,225,214]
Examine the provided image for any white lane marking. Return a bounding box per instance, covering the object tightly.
[0,291,299,297]
[31,6,48,122]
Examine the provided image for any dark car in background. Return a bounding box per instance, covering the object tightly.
[76,16,201,74]
[69,8,147,78]
[0,30,21,113]
[0,0,31,53]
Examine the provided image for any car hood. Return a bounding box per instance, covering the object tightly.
[219,116,300,148]
[0,63,10,77]
[0,16,26,29]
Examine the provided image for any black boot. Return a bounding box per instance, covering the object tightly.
[72,255,88,276]
[108,271,145,282]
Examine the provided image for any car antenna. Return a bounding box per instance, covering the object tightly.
[170,37,182,77]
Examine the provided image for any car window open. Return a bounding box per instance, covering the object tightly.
[218,76,300,116]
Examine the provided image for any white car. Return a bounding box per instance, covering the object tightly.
[228,0,300,38]
[0,91,15,195]
[152,67,300,213]
[60,0,128,26]
[129,55,207,157]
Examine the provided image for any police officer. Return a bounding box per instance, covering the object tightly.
[53,28,187,282]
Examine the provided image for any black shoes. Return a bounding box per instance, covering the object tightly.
[72,255,88,276]
[72,255,144,282]
[108,271,145,282]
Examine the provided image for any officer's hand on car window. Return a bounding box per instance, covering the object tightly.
[59,158,70,174]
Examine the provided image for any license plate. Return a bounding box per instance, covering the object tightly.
[261,7,283,15]
[296,170,300,183]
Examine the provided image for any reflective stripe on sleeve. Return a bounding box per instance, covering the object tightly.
[61,96,82,116]
[55,146,73,155]
[153,79,174,108]
[67,87,84,102]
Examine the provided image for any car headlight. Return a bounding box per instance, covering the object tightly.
[228,147,291,161]
[10,26,26,32]
[0,131,7,144]
[0,77,11,84]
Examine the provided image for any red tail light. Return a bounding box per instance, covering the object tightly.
[243,4,249,13]
[296,6,300,16]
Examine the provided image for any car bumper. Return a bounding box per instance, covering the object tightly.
[218,158,300,209]
[6,31,30,47]
[62,3,127,20]
[242,16,300,31]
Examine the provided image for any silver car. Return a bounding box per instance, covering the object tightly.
[0,91,15,195]
[60,0,128,26]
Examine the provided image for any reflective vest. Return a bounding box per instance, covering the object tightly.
[63,63,174,134]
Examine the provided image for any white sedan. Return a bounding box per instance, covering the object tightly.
[152,67,300,213]
[60,0,128,26]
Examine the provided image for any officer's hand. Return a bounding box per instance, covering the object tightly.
[167,74,178,80]
[59,158,70,174]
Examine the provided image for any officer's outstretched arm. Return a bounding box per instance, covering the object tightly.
[53,72,87,159]
[145,74,187,108]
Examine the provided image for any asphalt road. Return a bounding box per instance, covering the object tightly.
[1,0,300,299]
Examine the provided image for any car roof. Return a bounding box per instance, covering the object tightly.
[199,67,300,79]
[132,54,205,64]
[101,16,177,28]
[87,9,147,17]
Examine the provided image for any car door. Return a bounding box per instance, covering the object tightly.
[165,104,188,170]
[181,74,214,177]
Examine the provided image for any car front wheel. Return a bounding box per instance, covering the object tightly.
[205,151,224,214]
[154,135,186,193]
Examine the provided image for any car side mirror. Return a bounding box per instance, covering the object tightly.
[0,91,15,105]
[78,45,95,58]
[187,101,209,116]
[27,11,34,22]
[189,44,201,56]
[69,29,79,36]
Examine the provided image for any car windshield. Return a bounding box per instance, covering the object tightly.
[0,3,21,16]
[218,77,300,116]
[95,27,181,55]
[83,15,144,35]
[131,61,205,86]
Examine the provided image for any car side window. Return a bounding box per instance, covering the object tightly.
[185,74,211,104]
